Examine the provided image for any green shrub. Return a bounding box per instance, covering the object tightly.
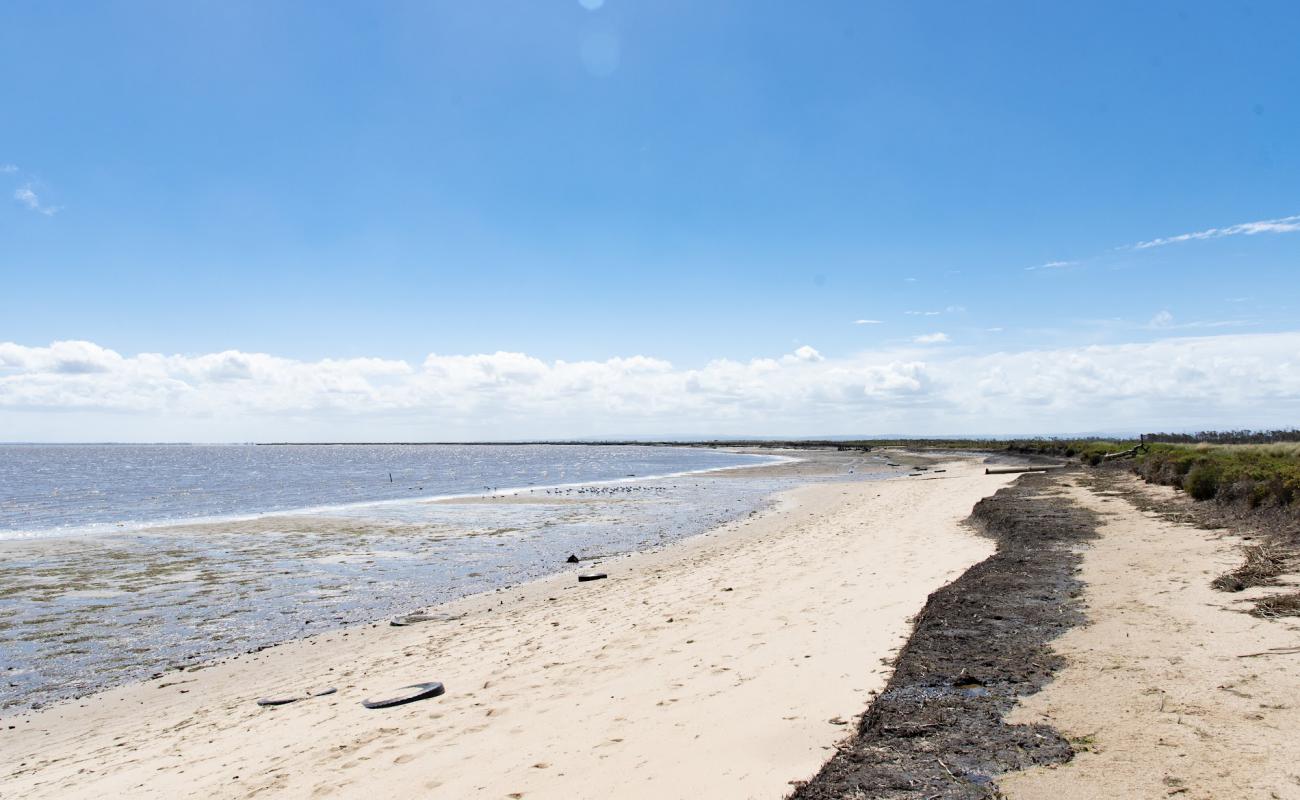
[1183,463,1221,501]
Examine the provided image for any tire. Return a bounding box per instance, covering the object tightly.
[362,682,446,709]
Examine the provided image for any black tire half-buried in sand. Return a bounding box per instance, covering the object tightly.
[256,687,337,707]
[577,572,607,582]
[361,682,446,709]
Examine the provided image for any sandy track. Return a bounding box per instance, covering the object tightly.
[1001,474,1300,800]
[2,462,1011,800]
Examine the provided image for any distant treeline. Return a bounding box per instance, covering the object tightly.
[1142,430,1300,445]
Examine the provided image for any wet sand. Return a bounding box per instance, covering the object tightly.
[1,457,1012,799]
[0,457,818,711]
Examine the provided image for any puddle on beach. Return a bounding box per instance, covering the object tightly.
[0,456,897,711]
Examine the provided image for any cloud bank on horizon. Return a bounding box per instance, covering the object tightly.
[2,334,1297,441]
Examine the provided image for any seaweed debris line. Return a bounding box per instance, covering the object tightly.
[791,471,1098,799]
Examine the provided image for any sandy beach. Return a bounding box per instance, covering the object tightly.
[9,5,1295,796]
[1000,473,1300,799]
[0,447,804,712]
[1,457,1013,799]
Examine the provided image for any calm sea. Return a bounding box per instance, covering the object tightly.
[2,443,838,710]
[0,444,769,539]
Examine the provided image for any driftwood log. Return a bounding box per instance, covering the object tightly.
[1102,444,1146,461]
[985,465,1067,475]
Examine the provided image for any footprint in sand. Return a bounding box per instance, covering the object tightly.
[393,753,416,764]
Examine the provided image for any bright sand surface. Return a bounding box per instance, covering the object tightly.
[2,460,1013,800]
[1001,475,1300,800]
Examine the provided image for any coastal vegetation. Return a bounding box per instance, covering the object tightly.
[738,431,1300,510]
[1134,442,1300,508]
[1002,436,1300,510]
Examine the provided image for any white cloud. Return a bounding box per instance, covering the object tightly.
[853,319,883,325]
[789,345,824,362]
[1149,310,1174,328]
[14,186,38,208]
[3,334,1300,439]
[1,164,17,174]
[14,184,58,216]
[1025,260,1076,271]
[913,332,950,344]
[1132,214,1300,249]
[906,308,963,317]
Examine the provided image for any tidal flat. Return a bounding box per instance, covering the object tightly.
[1,450,896,710]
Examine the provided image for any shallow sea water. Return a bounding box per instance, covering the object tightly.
[0,445,893,710]
[0,443,769,539]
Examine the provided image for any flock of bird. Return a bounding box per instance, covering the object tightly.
[537,484,673,496]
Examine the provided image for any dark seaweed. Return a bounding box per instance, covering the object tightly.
[791,472,1098,799]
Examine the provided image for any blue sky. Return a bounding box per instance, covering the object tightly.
[2,2,1299,439]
